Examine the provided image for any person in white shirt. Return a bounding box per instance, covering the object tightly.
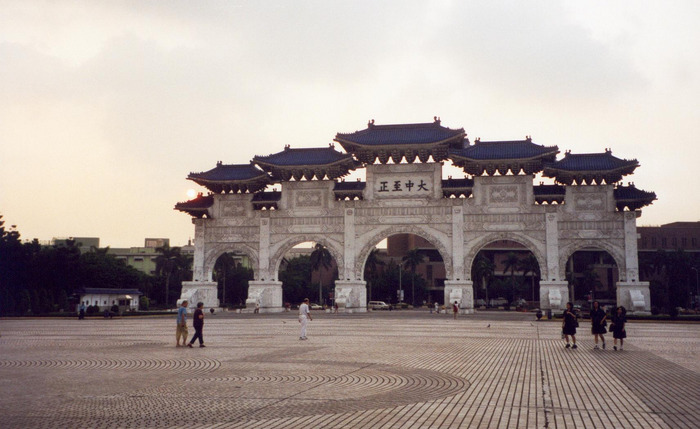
[298,298,312,340]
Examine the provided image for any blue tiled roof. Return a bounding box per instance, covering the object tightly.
[335,120,465,146]
[547,151,638,171]
[189,163,268,181]
[251,191,281,202]
[533,184,566,195]
[253,146,354,166]
[175,194,214,209]
[450,139,558,160]
[442,178,474,188]
[334,181,366,191]
[614,185,656,200]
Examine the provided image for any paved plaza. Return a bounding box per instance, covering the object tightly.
[1,311,698,429]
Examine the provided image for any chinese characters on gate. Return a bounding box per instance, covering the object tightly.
[376,179,430,193]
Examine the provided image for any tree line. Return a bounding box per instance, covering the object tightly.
[0,215,192,316]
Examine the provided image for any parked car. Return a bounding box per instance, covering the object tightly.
[368,301,391,310]
[489,297,508,307]
[310,303,323,310]
[474,299,487,307]
[511,298,527,308]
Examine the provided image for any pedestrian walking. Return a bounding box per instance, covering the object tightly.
[78,302,86,320]
[590,301,607,349]
[562,301,578,349]
[176,300,188,347]
[298,298,312,340]
[610,306,627,351]
[187,302,205,348]
[452,301,459,319]
[434,302,439,314]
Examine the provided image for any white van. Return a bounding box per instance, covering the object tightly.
[368,301,391,310]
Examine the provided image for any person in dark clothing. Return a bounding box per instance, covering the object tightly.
[187,302,206,348]
[590,301,607,350]
[562,302,578,349]
[610,306,627,351]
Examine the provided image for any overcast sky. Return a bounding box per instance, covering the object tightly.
[1,1,698,248]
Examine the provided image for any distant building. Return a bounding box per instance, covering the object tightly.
[638,222,700,254]
[77,287,142,312]
[52,237,99,253]
[109,238,185,275]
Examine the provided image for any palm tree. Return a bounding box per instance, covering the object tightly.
[503,252,521,302]
[402,249,425,306]
[310,243,332,305]
[155,245,190,307]
[581,265,601,302]
[214,252,237,307]
[518,254,540,303]
[473,254,495,303]
[364,248,384,302]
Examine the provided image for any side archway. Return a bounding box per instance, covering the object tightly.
[269,235,344,281]
[203,243,259,282]
[558,239,626,282]
[464,232,547,281]
[355,224,453,281]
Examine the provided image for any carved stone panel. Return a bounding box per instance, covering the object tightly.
[489,185,519,204]
[220,201,246,218]
[294,190,324,208]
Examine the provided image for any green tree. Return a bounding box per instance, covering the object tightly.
[402,249,425,306]
[472,254,495,303]
[155,246,192,307]
[279,255,313,304]
[364,248,384,302]
[214,253,237,306]
[580,265,601,301]
[518,254,540,303]
[310,243,332,305]
[503,252,521,302]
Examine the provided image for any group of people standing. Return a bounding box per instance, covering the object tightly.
[562,301,627,350]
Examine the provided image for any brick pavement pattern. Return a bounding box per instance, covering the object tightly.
[1,312,698,428]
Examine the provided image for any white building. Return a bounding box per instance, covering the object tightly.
[77,288,142,312]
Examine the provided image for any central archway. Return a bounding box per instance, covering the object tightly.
[356,224,453,281]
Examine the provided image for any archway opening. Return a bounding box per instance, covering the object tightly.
[279,241,338,308]
[470,240,540,308]
[565,248,619,308]
[213,251,254,308]
[363,233,446,307]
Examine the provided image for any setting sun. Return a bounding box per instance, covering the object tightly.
[186,189,197,199]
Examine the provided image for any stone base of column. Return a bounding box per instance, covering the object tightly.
[616,281,651,315]
[444,280,474,314]
[178,281,220,312]
[246,281,284,313]
[539,281,569,312]
[334,280,367,312]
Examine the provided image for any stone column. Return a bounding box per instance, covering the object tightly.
[539,281,569,312]
[451,205,465,281]
[258,215,271,281]
[343,207,356,281]
[444,280,474,314]
[544,210,559,282]
[192,219,207,282]
[334,280,367,312]
[246,280,284,313]
[623,212,640,282]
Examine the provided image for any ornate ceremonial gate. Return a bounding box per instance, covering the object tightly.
[176,119,655,314]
